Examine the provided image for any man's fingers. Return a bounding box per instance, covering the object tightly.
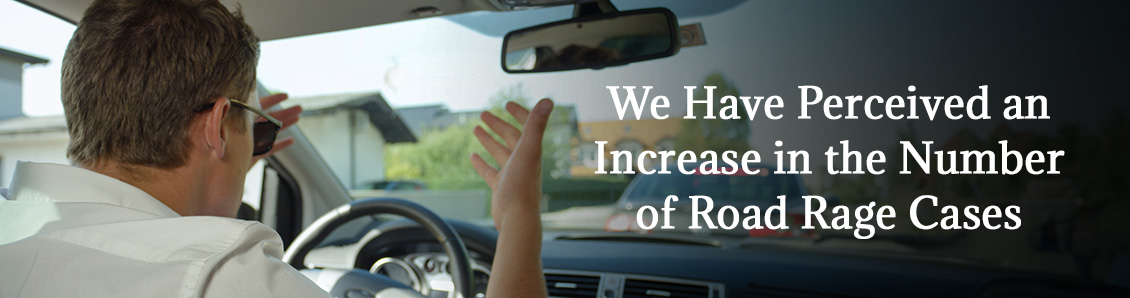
[509,99,553,171]
[474,126,510,168]
[480,111,521,147]
[470,153,499,189]
[259,93,289,110]
[505,101,530,126]
[251,136,296,164]
[272,136,296,153]
[269,105,303,130]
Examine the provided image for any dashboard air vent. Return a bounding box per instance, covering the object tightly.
[546,273,601,298]
[623,278,710,298]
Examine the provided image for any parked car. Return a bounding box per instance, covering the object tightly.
[361,180,428,191]
[604,163,814,238]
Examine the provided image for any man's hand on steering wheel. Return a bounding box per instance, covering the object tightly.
[470,99,553,298]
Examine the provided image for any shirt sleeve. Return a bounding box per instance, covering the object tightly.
[200,222,331,298]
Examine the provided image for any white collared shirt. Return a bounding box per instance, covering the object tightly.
[0,162,330,298]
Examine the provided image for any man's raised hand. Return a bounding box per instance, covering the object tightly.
[470,99,553,298]
[470,99,553,229]
[252,93,301,164]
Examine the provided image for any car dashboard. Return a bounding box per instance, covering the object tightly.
[304,218,1128,298]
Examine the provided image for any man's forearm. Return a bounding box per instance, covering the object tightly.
[472,100,553,298]
[486,207,547,298]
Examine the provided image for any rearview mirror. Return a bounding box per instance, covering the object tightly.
[502,8,679,73]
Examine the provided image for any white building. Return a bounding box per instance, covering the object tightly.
[0,47,58,187]
[0,61,415,190]
[285,92,416,189]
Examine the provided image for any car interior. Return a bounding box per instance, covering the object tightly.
[13,0,1130,297]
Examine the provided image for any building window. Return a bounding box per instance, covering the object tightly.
[615,139,645,172]
[654,137,676,169]
[655,138,675,151]
[576,142,598,167]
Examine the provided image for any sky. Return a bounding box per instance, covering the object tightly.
[0,0,74,117]
[252,3,723,121]
[0,0,724,121]
[3,0,1125,161]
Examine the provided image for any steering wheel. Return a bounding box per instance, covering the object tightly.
[283,197,474,298]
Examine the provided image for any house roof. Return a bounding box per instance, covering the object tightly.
[395,104,477,136]
[287,92,417,143]
[395,104,579,138]
[0,92,420,144]
[0,115,66,136]
[0,47,49,65]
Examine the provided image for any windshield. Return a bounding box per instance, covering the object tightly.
[3,0,1126,282]
[251,0,1127,280]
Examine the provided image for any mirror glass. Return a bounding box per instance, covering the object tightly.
[503,9,677,73]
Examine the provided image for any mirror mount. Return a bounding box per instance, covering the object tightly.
[573,0,617,18]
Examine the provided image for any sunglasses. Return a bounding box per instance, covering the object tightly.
[194,99,282,156]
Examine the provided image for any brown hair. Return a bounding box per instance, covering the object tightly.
[62,0,259,169]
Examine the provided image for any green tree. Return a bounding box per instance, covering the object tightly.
[484,85,575,179]
[385,120,489,190]
[385,84,576,190]
[675,72,752,152]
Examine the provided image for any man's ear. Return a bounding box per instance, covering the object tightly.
[201,98,232,159]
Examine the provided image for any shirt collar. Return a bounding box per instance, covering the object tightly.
[7,161,181,218]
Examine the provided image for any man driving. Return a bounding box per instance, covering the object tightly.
[0,0,550,297]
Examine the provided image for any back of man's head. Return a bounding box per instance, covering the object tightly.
[62,0,259,170]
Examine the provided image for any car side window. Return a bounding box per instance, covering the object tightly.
[238,160,267,221]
